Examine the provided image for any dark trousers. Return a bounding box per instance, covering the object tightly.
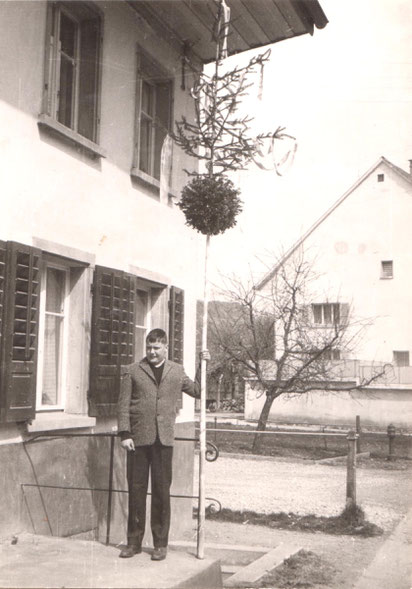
[126,438,173,548]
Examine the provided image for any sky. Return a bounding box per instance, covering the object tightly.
[204,0,412,296]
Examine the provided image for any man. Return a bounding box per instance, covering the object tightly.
[117,328,209,561]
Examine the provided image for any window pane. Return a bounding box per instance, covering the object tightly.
[136,290,148,326]
[139,117,151,173]
[154,126,166,180]
[78,18,99,140]
[323,304,332,324]
[42,315,63,405]
[313,305,322,324]
[141,81,154,116]
[135,327,146,361]
[46,268,65,313]
[60,12,76,58]
[156,83,170,129]
[58,55,75,128]
[333,304,340,325]
[393,351,409,367]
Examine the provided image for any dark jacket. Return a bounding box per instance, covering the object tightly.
[117,358,199,446]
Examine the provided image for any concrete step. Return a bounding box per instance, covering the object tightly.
[223,542,302,587]
[0,533,222,589]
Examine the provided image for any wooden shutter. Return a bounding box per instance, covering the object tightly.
[168,286,184,364]
[88,266,136,417]
[0,242,41,422]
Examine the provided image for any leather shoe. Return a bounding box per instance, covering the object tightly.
[119,545,142,558]
[151,547,167,561]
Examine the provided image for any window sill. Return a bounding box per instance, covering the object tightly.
[27,412,96,433]
[380,276,393,280]
[130,167,178,202]
[38,114,107,159]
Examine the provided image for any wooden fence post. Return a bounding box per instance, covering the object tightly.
[346,430,358,509]
[355,415,361,454]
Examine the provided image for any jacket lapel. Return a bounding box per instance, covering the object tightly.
[139,358,157,384]
[160,361,173,384]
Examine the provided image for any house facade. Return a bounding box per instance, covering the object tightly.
[249,157,412,429]
[0,0,327,543]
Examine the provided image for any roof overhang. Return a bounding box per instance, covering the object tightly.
[127,0,328,64]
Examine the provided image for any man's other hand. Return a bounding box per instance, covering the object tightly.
[121,438,135,451]
[200,349,211,362]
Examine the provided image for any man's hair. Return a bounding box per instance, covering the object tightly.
[146,328,168,344]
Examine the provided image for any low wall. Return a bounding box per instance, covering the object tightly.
[245,385,412,430]
[0,422,195,545]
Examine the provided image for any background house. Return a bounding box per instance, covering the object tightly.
[0,0,327,543]
[247,157,412,429]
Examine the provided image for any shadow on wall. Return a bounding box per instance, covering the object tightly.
[85,435,128,545]
[17,435,127,542]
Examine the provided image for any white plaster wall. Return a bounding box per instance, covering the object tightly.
[288,162,412,363]
[245,383,412,429]
[0,1,203,421]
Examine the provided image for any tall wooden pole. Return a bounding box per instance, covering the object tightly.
[197,234,210,559]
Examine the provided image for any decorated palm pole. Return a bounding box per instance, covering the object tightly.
[172,0,295,559]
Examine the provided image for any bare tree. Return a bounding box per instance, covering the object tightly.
[209,251,389,451]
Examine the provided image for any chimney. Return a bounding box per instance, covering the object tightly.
[409,160,412,175]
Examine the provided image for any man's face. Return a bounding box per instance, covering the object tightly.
[146,339,168,366]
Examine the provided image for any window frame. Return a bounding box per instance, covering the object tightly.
[131,48,174,191]
[39,1,105,158]
[36,260,71,411]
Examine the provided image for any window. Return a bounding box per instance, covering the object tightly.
[381,260,393,279]
[312,303,341,325]
[37,264,70,409]
[88,266,181,416]
[377,174,385,182]
[44,1,101,142]
[393,351,410,367]
[322,349,341,361]
[135,288,150,360]
[134,52,173,181]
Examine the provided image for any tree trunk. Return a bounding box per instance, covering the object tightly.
[252,393,274,453]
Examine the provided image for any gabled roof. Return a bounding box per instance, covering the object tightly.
[256,156,412,290]
[128,0,328,64]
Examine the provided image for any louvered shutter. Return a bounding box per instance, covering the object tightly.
[0,242,41,422]
[168,286,184,364]
[88,266,136,417]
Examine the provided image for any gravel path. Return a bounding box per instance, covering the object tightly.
[194,454,412,530]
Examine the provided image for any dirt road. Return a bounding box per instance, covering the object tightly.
[197,453,412,529]
[192,454,412,588]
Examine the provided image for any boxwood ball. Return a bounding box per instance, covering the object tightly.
[178,175,242,235]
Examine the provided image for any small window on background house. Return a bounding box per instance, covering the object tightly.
[377,174,384,182]
[44,2,101,142]
[381,260,393,279]
[312,303,342,325]
[37,263,70,409]
[135,53,172,181]
[317,349,341,361]
[393,351,410,367]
